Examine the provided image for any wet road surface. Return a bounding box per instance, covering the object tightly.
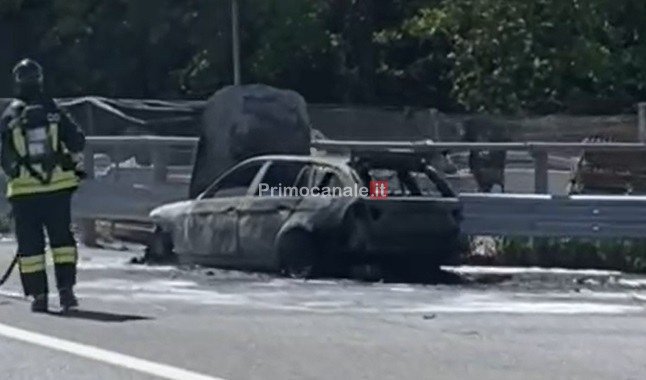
[1,239,646,380]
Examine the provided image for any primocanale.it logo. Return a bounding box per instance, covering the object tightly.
[369,181,388,199]
[258,181,389,199]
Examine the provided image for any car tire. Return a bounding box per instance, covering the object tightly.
[343,206,369,255]
[277,229,318,279]
[145,228,175,263]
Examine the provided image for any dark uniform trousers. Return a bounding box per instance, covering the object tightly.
[10,189,77,296]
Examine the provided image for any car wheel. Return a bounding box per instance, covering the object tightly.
[408,230,467,270]
[277,229,318,279]
[145,228,175,263]
[343,206,369,255]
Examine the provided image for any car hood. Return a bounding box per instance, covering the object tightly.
[149,200,193,220]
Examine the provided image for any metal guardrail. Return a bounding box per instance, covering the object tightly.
[79,136,646,240]
[85,135,198,182]
[86,136,646,193]
[312,139,646,194]
[77,194,646,242]
[460,193,646,238]
[313,140,646,151]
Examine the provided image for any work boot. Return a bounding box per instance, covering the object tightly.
[59,288,79,312]
[31,294,48,313]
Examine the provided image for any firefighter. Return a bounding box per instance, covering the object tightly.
[0,59,86,313]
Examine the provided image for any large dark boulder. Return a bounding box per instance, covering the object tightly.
[189,84,312,198]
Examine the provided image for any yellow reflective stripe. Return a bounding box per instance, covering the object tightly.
[52,246,76,255]
[19,254,46,274]
[6,121,79,198]
[7,170,79,198]
[53,255,76,265]
[20,264,45,274]
[20,255,46,265]
[52,246,77,264]
[9,170,78,188]
[53,256,76,265]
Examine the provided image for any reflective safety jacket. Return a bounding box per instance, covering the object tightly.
[0,98,86,198]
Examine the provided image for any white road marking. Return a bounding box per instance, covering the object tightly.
[0,322,226,380]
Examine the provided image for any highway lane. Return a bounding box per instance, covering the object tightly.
[1,240,646,380]
[0,335,160,380]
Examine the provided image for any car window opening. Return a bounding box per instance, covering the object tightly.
[257,161,308,197]
[312,166,343,189]
[204,162,264,198]
[367,168,446,197]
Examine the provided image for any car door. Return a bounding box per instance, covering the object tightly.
[183,161,267,265]
[236,160,311,270]
[363,167,461,253]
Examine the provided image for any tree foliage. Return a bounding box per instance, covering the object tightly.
[2,0,646,114]
[402,0,646,113]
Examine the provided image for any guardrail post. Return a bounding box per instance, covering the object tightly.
[533,150,549,193]
[76,140,97,247]
[78,218,99,248]
[113,145,123,182]
[152,144,169,183]
[639,103,646,142]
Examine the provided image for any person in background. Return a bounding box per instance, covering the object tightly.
[463,117,507,193]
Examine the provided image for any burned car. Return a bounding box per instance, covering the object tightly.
[147,152,467,280]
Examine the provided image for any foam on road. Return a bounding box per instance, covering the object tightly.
[2,244,644,315]
[2,244,646,315]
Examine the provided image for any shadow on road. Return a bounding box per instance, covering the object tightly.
[351,267,513,286]
[48,309,152,323]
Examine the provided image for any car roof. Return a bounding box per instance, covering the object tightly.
[242,154,353,169]
[239,152,439,175]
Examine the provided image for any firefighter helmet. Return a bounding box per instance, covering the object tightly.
[12,59,44,98]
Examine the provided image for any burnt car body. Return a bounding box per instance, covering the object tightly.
[148,153,467,279]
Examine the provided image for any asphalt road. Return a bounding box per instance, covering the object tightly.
[1,238,646,380]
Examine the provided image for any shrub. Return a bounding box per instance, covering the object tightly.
[468,236,646,273]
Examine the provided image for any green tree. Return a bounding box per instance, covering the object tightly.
[4,0,646,114]
[400,0,646,113]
